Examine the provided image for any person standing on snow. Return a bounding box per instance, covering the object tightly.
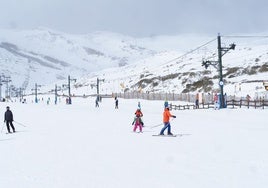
[135,108,144,126]
[115,97,119,109]
[159,107,176,135]
[95,97,99,107]
[138,101,141,109]
[195,93,199,109]
[132,115,143,133]
[4,106,15,133]
[214,93,219,110]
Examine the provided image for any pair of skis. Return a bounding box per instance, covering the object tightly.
[6,131,17,134]
[152,133,191,137]
[152,134,179,137]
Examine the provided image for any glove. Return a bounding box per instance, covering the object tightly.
[172,115,176,118]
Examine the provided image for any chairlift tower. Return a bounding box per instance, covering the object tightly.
[1,76,12,99]
[32,83,42,103]
[0,75,3,101]
[90,78,105,101]
[97,78,105,100]
[52,84,62,104]
[62,75,76,104]
[202,33,236,108]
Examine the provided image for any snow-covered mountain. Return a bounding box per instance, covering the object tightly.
[0,28,156,92]
[70,34,268,98]
[1,28,268,99]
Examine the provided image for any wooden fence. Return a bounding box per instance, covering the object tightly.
[226,99,268,109]
[169,99,268,110]
[112,92,268,110]
[112,92,215,102]
[169,102,214,110]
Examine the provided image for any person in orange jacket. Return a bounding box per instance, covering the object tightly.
[135,108,144,126]
[159,107,176,135]
[135,108,143,117]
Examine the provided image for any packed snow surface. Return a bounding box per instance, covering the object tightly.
[0,97,267,188]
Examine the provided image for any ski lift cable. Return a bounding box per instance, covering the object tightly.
[156,37,217,67]
[223,35,268,38]
[92,38,218,83]
[222,35,268,47]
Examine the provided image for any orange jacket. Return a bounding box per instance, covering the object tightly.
[135,110,143,117]
[163,108,173,123]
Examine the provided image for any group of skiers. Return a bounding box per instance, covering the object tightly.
[95,96,119,109]
[2,98,177,136]
[131,100,176,135]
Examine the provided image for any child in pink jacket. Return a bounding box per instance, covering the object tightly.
[132,116,143,133]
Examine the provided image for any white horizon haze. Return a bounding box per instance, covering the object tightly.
[1,0,268,37]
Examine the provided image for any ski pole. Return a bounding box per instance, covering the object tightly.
[1,122,5,133]
[149,123,163,129]
[13,121,27,127]
[149,117,175,129]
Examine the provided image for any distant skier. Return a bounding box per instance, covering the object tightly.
[195,93,199,109]
[246,94,251,102]
[224,93,227,108]
[115,97,119,109]
[138,101,141,109]
[4,106,15,133]
[159,107,176,135]
[47,97,50,105]
[66,98,69,104]
[214,93,219,110]
[95,97,99,107]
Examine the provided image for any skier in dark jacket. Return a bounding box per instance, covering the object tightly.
[115,97,119,109]
[4,106,15,133]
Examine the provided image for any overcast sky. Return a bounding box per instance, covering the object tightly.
[1,0,268,37]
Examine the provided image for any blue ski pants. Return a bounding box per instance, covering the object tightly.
[160,122,171,134]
